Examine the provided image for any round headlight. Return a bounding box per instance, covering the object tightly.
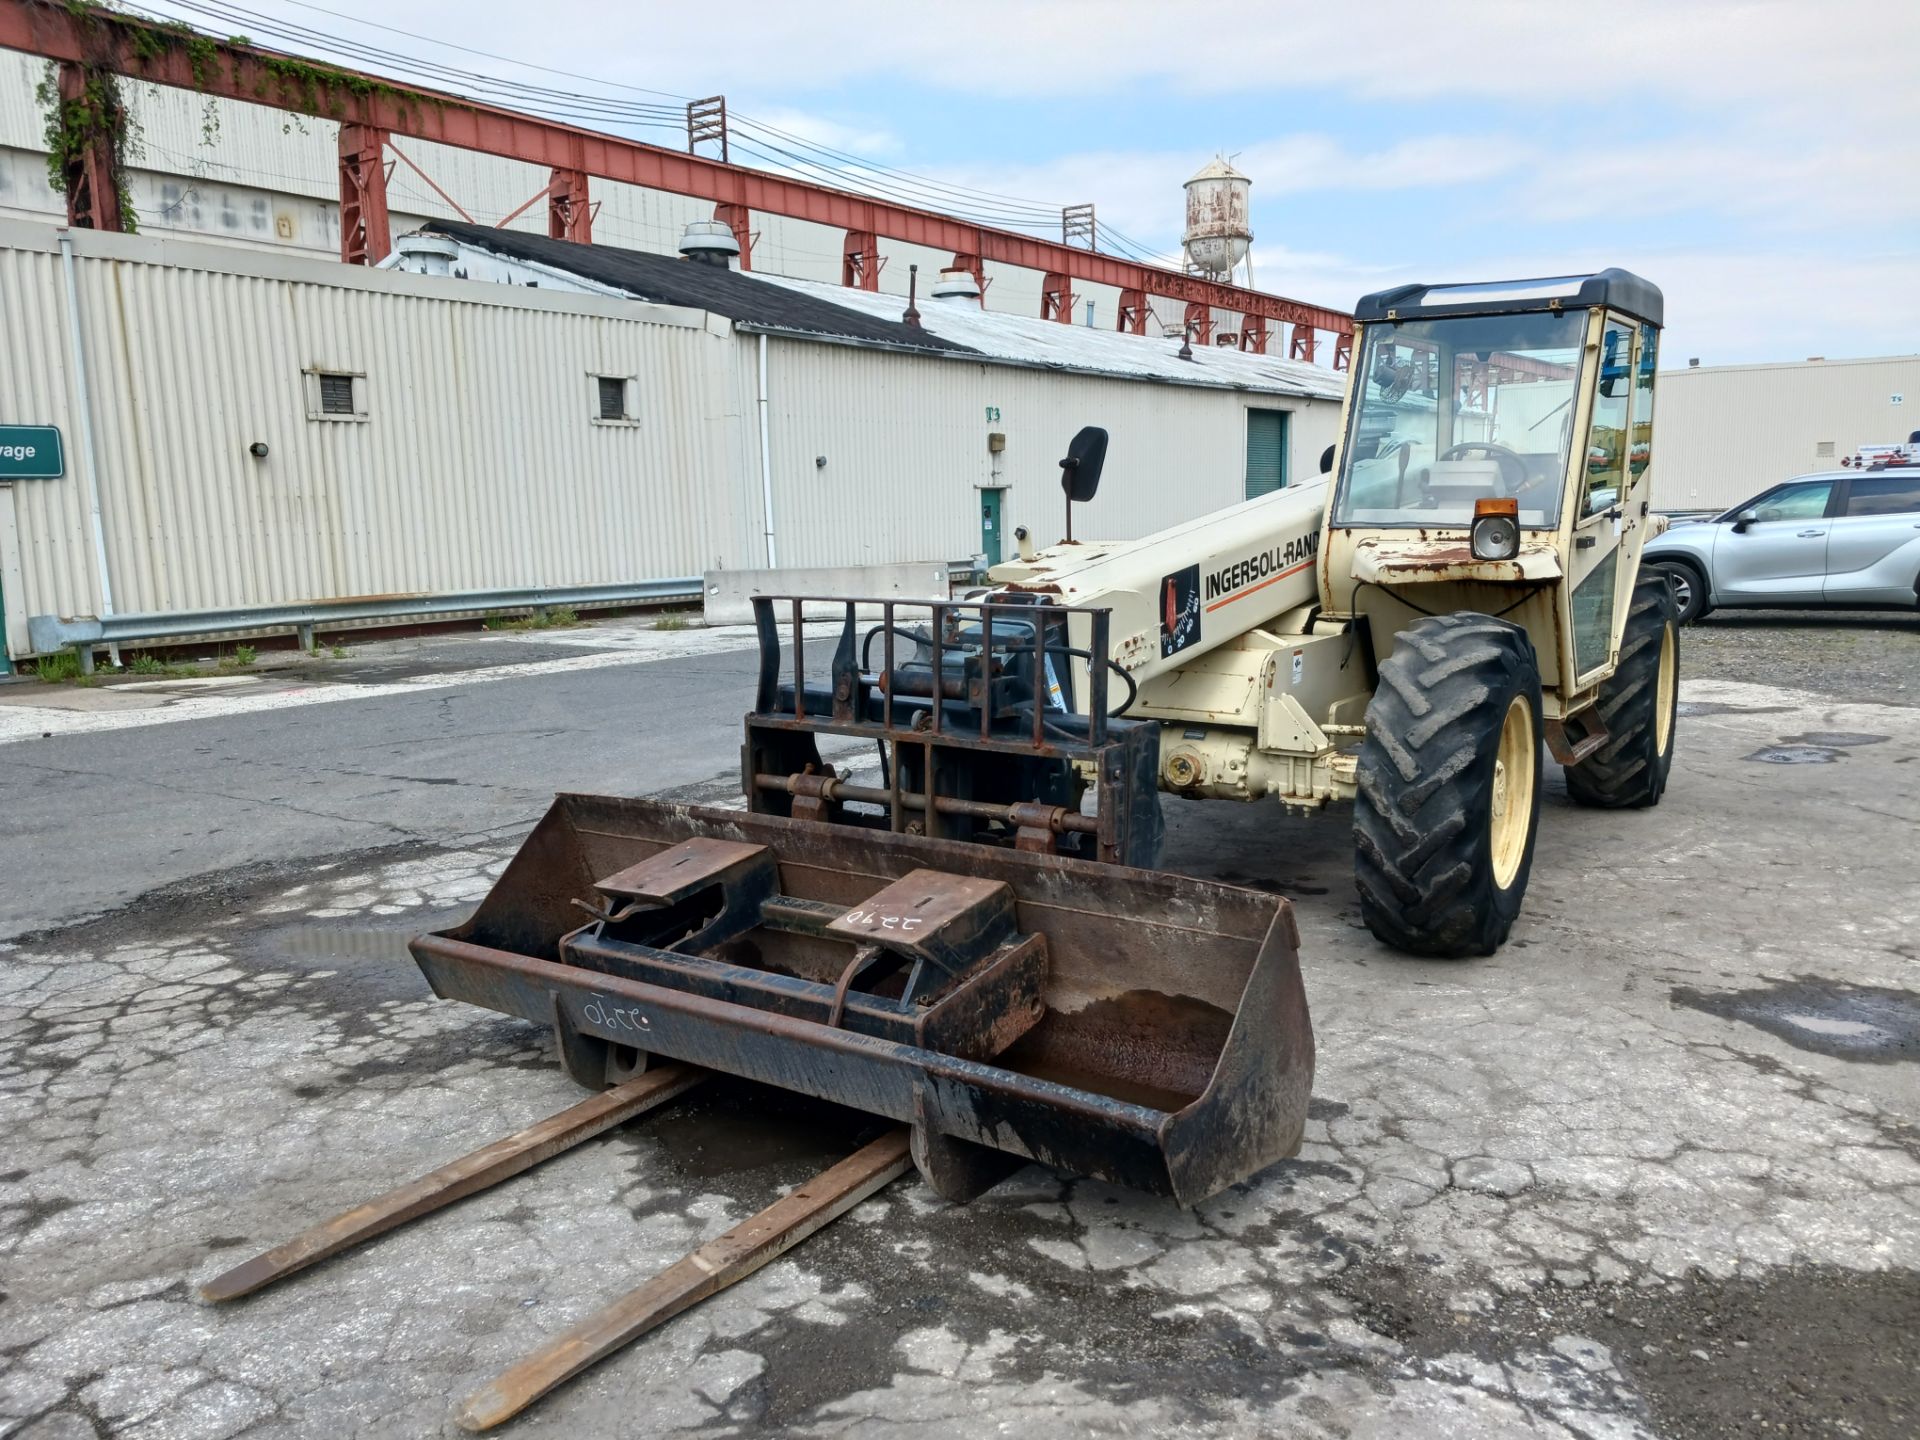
[1471,513,1521,562]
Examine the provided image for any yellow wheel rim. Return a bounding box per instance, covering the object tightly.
[1654,622,1677,756]
[1489,694,1535,891]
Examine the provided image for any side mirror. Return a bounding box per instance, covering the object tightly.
[1059,426,1108,503]
[1058,425,1108,543]
[1319,444,1336,476]
[1731,508,1759,533]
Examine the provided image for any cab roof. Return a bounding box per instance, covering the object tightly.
[1354,269,1663,328]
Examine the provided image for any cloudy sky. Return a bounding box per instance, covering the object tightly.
[144,0,1920,366]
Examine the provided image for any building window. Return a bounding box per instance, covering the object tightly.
[304,368,366,421]
[597,376,627,420]
[1245,409,1289,499]
[593,375,636,424]
[319,374,356,415]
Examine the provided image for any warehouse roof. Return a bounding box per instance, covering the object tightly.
[755,273,1345,400]
[419,220,971,354]
[412,221,1341,401]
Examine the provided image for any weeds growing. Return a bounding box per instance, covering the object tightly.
[484,606,582,632]
[31,651,83,683]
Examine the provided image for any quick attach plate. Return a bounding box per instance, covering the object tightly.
[562,844,1045,1062]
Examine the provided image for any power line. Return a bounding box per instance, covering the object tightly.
[137,0,687,125]
[728,137,1074,232]
[273,0,694,105]
[154,0,1184,257]
[728,116,1060,217]
[146,1,1067,227]
[251,0,1090,226]
[130,0,1189,266]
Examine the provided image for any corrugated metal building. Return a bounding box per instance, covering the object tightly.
[0,217,1340,660]
[1656,355,1920,511]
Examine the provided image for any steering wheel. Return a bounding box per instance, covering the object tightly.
[1439,441,1532,496]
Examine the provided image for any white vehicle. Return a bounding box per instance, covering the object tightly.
[1645,444,1920,622]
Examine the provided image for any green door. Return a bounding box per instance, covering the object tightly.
[980,487,1005,566]
[1245,409,1289,499]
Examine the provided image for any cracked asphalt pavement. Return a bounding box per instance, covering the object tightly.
[2,613,1917,1438]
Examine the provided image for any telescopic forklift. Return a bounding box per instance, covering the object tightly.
[745,267,1679,959]
[208,272,1675,1429]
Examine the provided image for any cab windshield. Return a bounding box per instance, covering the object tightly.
[1332,309,1586,529]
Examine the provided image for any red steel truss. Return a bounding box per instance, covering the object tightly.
[6,1,1350,362]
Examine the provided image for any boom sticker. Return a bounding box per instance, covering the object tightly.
[1161,564,1202,658]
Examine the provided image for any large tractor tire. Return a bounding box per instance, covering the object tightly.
[1565,572,1680,809]
[1354,614,1543,959]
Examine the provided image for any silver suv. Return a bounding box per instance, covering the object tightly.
[1644,455,1920,622]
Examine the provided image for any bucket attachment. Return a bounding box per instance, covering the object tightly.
[412,795,1314,1207]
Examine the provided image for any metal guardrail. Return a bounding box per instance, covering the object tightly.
[28,579,703,670]
[23,562,984,670]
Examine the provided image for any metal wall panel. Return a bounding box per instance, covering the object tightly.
[0,239,86,657]
[0,220,751,646]
[760,339,1340,569]
[1656,356,1920,510]
[0,217,1340,659]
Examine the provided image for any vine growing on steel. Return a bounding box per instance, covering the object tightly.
[33,0,444,227]
[35,58,142,231]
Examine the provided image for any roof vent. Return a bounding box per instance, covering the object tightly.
[393,233,460,277]
[679,220,740,267]
[929,267,981,301]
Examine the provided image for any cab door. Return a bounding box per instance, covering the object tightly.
[1565,314,1639,682]
[1715,479,1836,604]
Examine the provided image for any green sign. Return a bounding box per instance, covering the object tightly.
[0,426,65,480]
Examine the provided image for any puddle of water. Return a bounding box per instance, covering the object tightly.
[1743,729,1892,764]
[1781,1014,1890,1041]
[1672,977,1920,1063]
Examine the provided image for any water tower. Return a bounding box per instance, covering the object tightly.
[1182,156,1253,286]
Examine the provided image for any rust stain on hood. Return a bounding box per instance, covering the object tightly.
[1350,537,1563,586]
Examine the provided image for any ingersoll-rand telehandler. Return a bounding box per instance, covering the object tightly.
[202,273,1675,1431]
[741,267,1680,958]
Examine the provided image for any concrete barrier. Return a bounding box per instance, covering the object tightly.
[701,562,956,626]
